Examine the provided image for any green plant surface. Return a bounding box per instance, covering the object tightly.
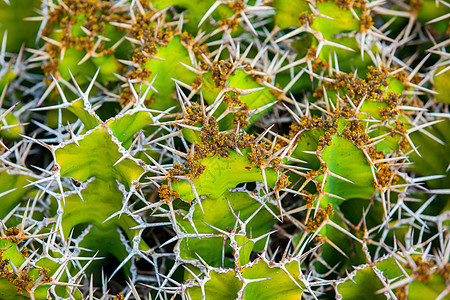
[185,269,242,300]
[317,132,375,205]
[0,172,33,219]
[176,190,276,266]
[0,68,17,92]
[51,124,149,272]
[0,239,71,300]
[139,36,197,111]
[201,70,278,129]
[172,150,277,201]
[37,0,129,86]
[0,0,41,52]
[242,259,305,300]
[0,111,24,140]
[185,259,305,300]
[151,0,234,29]
[271,0,310,29]
[410,119,450,190]
[337,255,449,300]
[1,0,449,299]
[313,2,360,39]
[55,126,143,184]
[337,264,390,300]
[433,66,450,104]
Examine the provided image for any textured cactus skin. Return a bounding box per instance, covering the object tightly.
[336,254,449,300]
[0,0,40,52]
[0,239,50,299]
[0,0,450,299]
[433,66,450,104]
[0,172,33,220]
[49,98,153,275]
[172,150,277,201]
[0,238,81,299]
[175,190,277,265]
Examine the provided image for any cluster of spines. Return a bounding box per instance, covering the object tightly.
[0,0,449,299]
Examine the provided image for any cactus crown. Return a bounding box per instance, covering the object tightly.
[0,0,449,299]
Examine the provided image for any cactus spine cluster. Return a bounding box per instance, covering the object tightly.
[0,0,449,299]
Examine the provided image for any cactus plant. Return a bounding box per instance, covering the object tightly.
[0,0,449,299]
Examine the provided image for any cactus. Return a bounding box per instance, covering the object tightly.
[0,0,449,299]
[0,0,41,53]
[336,251,450,299]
